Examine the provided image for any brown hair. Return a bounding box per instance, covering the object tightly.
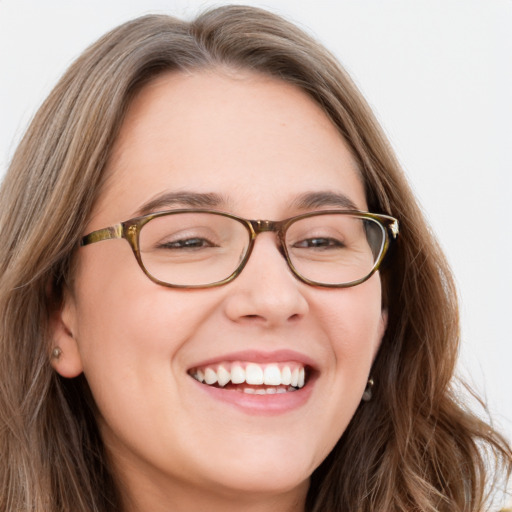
[0,6,510,511]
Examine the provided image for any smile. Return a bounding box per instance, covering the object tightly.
[188,362,307,394]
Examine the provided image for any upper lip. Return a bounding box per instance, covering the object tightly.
[187,349,318,371]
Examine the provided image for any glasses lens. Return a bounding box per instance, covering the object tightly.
[285,214,385,285]
[138,212,250,286]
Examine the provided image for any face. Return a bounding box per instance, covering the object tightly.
[52,70,386,509]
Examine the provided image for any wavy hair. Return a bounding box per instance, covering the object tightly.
[0,6,510,511]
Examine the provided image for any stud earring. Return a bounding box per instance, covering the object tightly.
[362,377,374,402]
[51,347,62,359]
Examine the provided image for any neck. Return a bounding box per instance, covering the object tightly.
[121,480,309,512]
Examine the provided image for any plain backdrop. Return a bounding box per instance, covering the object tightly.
[1,0,511,444]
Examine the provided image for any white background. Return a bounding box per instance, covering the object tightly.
[1,0,511,450]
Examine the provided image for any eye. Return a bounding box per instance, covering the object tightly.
[292,237,344,249]
[157,237,218,250]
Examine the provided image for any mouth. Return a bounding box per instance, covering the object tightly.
[188,361,309,395]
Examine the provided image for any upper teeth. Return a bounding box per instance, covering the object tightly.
[190,362,306,389]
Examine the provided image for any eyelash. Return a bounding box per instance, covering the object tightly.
[157,237,218,250]
[292,237,344,249]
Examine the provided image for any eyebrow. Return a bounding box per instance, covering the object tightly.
[136,191,229,216]
[290,191,361,211]
[135,190,361,218]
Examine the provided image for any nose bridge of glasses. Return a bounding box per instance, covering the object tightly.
[251,219,278,234]
[250,220,285,250]
[247,219,287,258]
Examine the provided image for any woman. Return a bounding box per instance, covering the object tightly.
[0,5,510,511]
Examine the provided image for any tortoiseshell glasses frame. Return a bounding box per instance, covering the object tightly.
[80,209,399,289]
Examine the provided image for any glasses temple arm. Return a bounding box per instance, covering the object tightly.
[80,224,124,246]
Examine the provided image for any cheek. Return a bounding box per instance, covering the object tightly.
[71,247,220,406]
[73,241,210,349]
[70,279,218,448]
[296,278,384,463]
[312,277,383,417]
[75,284,211,366]
[315,276,384,360]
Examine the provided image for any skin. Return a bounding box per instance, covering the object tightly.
[51,70,387,512]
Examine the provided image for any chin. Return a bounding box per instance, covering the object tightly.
[195,441,318,496]
[207,466,311,498]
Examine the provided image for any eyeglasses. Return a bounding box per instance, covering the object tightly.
[80,209,399,288]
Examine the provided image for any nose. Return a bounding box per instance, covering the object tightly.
[223,233,309,326]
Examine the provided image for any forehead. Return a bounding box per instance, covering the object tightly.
[92,70,366,225]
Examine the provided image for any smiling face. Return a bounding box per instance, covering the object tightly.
[52,70,387,511]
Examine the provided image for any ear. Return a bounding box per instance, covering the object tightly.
[49,288,84,378]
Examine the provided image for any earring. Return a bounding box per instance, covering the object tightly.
[362,377,374,402]
[51,347,63,359]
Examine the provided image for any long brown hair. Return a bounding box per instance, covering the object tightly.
[0,6,510,511]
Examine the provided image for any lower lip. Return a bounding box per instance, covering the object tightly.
[190,377,316,416]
